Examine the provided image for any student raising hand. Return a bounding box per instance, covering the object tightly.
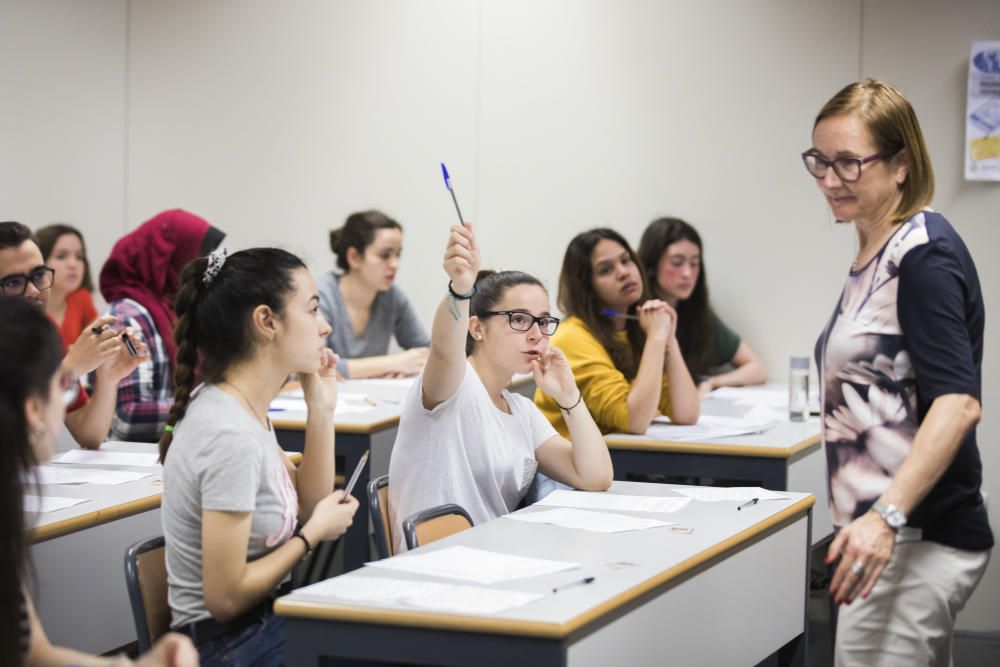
[443,222,481,297]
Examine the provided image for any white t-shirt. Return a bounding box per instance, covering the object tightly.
[388,363,557,553]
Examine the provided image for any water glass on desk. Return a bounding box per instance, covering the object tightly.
[788,357,809,422]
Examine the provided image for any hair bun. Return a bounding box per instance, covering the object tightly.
[328,228,342,255]
[474,269,496,284]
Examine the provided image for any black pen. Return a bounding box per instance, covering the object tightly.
[737,498,759,511]
[552,576,595,594]
[122,333,138,358]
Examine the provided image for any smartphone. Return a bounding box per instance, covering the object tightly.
[339,449,370,503]
[122,332,138,358]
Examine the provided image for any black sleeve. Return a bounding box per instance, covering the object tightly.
[896,242,979,403]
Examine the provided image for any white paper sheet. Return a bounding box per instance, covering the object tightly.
[647,414,774,440]
[296,575,544,615]
[52,449,160,467]
[31,465,154,486]
[269,394,377,416]
[23,495,88,513]
[672,486,789,502]
[505,507,674,533]
[365,545,579,585]
[534,490,690,514]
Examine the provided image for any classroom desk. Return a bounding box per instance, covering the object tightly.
[604,388,832,546]
[272,378,409,573]
[276,481,814,666]
[28,441,163,654]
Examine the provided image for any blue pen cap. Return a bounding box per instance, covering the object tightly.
[440,162,452,189]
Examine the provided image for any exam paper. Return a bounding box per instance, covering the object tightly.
[270,394,377,416]
[52,449,160,467]
[534,490,690,514]
[672,487,789,502]
[296,576,544,615]
[31,465,153,486]
[23,495,87,513]
[505,507,674,533]
[647,414,774,440]
[365,545,579,584]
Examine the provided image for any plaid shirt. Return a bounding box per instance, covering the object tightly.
[105,299,174,442]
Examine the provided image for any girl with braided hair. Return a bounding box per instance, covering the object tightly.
[159,247,358,666]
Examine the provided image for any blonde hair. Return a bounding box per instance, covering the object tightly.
[814,79,934,222]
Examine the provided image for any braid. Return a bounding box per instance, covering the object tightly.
[158,259,206,462]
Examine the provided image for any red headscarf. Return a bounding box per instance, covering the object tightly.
[99,209,224,364]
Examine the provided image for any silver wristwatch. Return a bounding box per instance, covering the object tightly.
[871,501,907,531]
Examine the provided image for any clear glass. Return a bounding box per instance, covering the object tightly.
[789,357,810,422]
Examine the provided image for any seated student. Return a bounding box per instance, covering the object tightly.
[535,228,700,436]
[388,221,613,553]
[99,209,225,442]
[319,210,430,378]
[0,222,147,449]
[638,217,767,396]
[0,297,197,667]
[35,223,99,349]
[160,247,358,666]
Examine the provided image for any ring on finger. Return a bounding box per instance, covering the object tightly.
[850,560,865,576]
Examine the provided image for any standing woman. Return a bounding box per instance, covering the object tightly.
[160,248,358,666]
[806,79,992,665]
[535,228,700,436]
[100,209,225,442]
[35,224,99,348]
[319,210,430,379]
[388,222,612,553]
[637,218,767,396]
[0,297,197,666]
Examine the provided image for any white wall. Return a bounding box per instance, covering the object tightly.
[3,0,998,633]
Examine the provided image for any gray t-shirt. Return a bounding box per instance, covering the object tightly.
[388,363,558,553]
[317,271,430,377]
[162,385,298,628]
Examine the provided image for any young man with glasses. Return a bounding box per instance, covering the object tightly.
[0,221,148,448]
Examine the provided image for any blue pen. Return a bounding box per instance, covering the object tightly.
[600,309,640,321]
[267,407,287,413]
[440,162,466,225]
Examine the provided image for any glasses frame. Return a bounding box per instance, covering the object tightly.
[477,310,561,336]
[0,267,55,297]
[801,149,894,183]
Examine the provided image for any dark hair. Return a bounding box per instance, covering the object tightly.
[637,217,714,377]
[466,270,547,356]
[0,297,64,666]
[0,221,34,253]
[558,228,649,379]
[34,223,94,292]
[328,210,402,272]
[159,248,307,461]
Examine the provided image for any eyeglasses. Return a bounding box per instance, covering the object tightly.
[801,149,895,182]
[478,310,561,336]
[0,267,55,296]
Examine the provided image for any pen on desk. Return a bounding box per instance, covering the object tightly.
[737,498,759,511]
[440,162,466,224]
[552,576,595,594]
[600,309,640,321]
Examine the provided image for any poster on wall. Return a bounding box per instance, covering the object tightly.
[965,41,1000,182]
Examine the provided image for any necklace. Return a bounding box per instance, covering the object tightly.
[221,380,269,428]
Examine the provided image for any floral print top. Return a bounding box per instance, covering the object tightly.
[815,211,992,551]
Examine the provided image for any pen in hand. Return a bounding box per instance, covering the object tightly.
[440,162,466,225]
[737,498,759,511]
[600,309,640,321]
[552,576,595,594]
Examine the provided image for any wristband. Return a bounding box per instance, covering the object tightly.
[293,527,312,555]
[448,280,476,300]
[556,391,583,413]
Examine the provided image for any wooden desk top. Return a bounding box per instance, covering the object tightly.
[275,481,814,638]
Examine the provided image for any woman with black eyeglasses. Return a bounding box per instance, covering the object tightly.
[806,79,991,665]
[387,222,612,552]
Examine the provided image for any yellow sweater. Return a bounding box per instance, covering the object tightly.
[535,316,672,437]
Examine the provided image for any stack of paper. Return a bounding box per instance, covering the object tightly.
[30,465,154,486]
[24,495,87,513]
[52,450,160,467]
[296,576,544,615]
[672,486,789,502]
[505,507,674,533]
[534,490,690,513]
[365,545,578,584]
[647,414,774,440]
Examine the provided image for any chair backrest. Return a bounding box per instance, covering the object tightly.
[124,536,170,652]
[402,503,474,551]
[368,474,393,559]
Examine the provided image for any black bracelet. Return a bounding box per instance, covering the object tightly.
[448,280,476,300]
[293,528,312,555]
[556,391,583,413]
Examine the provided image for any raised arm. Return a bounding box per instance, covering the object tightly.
[421,222,480,409]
